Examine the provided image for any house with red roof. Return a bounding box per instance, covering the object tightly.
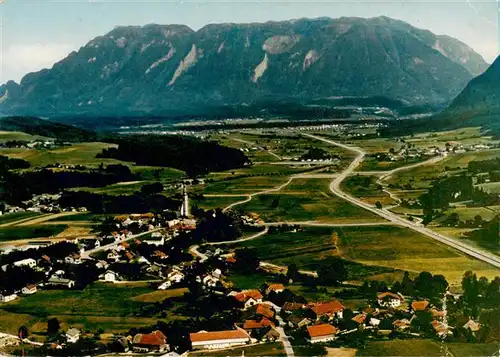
[310,300,344,320]
[411,300,430,312]
[265,283,285,295]
[307,324,338,343]
[190,327,251,350]
[243,318,275,330]
[132,330,168,352]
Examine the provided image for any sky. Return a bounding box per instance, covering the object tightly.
[0,0,499,83]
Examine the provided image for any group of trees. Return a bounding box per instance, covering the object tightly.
[97,135,250,177]
[59,190,181,214]
[300,148,335,161]
[0,163,137,205]
[360,271,449,300]
[193,208,244,243]
[420,174,499,224]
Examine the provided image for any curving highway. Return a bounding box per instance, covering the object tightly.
[303,133,500,270]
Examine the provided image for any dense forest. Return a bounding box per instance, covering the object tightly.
[97,135,250,176]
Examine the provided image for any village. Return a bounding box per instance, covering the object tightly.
[0,190,493,356]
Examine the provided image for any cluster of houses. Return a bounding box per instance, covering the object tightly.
[93,278,482,354]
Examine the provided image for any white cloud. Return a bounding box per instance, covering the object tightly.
[1,43,75,83]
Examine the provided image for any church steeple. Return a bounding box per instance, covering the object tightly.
[180,183,190,217]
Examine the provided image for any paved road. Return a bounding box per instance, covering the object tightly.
[206,227,270,246]
[303,134,500,270]
[223,176,295,212]
[275,323,295,357]
[81,229,162,259]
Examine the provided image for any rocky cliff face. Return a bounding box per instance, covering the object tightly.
[0,16,489,117]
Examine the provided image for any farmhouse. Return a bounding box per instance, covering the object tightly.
[47,276,75,288]
[307,324,338,343]
[283,302,305,312]
[143,233,165,246]
[190,328,251,350]
[65,328,81,343]
[2,258,37,272]
[202,275,219,288]
[0,293,17,302]
[243,318,274,330]
[250,304,275,319]
[266,284,285,295]
[99,270,121,283]
[377,292,405,308]
[21,284,37,295]
[287,316,311,328]
[411,300,430,312]
[311,300,344,320]
[463,319,481,333]
[132,330,168,352]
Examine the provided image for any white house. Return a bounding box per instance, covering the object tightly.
[64,254,82,265]
[99,270,121,283]
[158,281,173,290]
[143,233,165,246]
[377,292,405,308]
[190,328,251,350]
[202,275,219,288]
[2,258,37,272]
[14,258,37,269]
[47,276,75,289]
[212,268,222,279]
[21,284,37,295]
[0,293,17,302]
[65,328,80,343]
[166,269,184,283]
[95,260,109,270]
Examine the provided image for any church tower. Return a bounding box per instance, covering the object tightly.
[180,183,190,217]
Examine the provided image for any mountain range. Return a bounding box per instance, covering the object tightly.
[0,16,490,118]
[439,56,500,125]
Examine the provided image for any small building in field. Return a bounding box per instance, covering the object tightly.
[0,293,17,302]
[47,276,75,289]
[99,270,121,283]
[266,284,285,295]
[307,324,338,343]
[21,284,37,295]
[132,330,168,352]
[65,328,81,343]
[190,328,251,350]
[463,320,481,334]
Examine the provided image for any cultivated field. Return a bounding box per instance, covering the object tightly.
[0,283,186,335]
[238,178,384,223]
[236,225,500,285]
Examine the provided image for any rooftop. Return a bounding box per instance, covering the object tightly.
[307,324,338,338]
[190,329,250,342]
